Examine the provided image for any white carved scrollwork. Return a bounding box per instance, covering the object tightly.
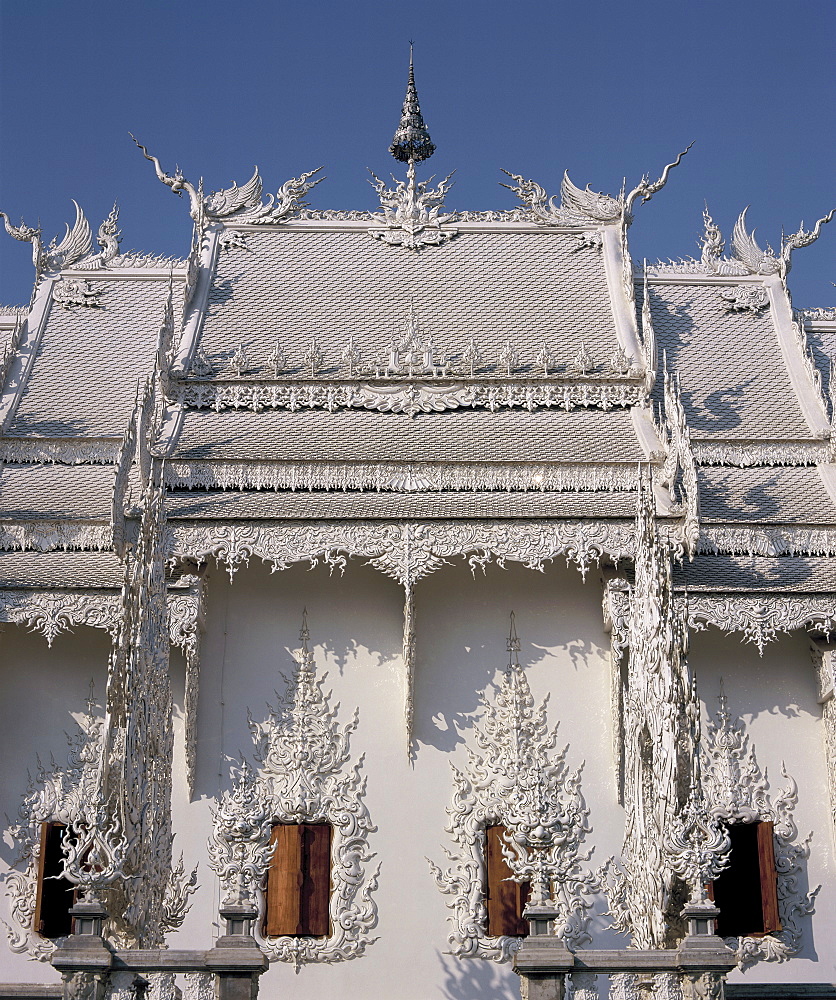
[52,278,102,310]
[812,646,836,848]
[429,616,596,961]
[701,686,819,968]
[603,474,696,949]
[0,591,121,646]
[368,160,458,250]
[698,525,836,558]
[1,691,103,960]
[208,616,379,968]
[688,594,836,655]
[173,377,645,416]
[171,519,636,585]
[718,285,769,314]
[0,521,113,552]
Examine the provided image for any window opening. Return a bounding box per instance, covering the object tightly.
[485,824,530,937]
[711,820,780,938]
[33,822,75,939]
[264,823,332,937]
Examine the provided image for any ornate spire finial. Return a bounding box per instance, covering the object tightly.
[507,611,521,666]
[389,45,436,163]
[299,608,310,651]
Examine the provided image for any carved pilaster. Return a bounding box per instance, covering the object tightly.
[603,473,695,949]
[812,644,836,849]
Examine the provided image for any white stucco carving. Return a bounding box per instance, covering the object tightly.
[429,615,595,960]
[173,376,645,416]
[689,594,836,655]
[208,616,379,969]
[368,160,457,250]
[702,687,818,968]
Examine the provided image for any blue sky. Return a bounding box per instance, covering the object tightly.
[1,0,833,307]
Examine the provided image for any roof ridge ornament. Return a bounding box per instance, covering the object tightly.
[369,47,457,250]
[501,144,693,228]
[0,200,93,274]
[389,43,436,164]
[130,134,324,226]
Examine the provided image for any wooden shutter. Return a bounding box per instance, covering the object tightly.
[33,822,75,939]
[264,823,331,937]
[757,820,781,935]
[712,820,781,938]
[485,824,530,937]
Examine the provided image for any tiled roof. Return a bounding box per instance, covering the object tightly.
[0,464,115,519]
[674,555,836,592]
[197,230,619,373]
[173,408,645,463]
[697,466,836,524]
[648,282,811,441]
[164,489,639,520]
[9,277,170,437]
[0,551,124,588]
[807,324,836,401]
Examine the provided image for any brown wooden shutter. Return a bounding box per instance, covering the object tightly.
[264,823,331,937]
[757,820,781,935]
[485,824,530,937]
[712,820,781,939]
[33,822,75,939]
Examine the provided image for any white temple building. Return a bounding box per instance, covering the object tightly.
[1,57,835,1000]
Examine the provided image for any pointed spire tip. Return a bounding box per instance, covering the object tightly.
[389,45,435,164]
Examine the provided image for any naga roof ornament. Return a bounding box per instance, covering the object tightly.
[501,144,693,227]
[0,200,123,274]
[130,134,323,226]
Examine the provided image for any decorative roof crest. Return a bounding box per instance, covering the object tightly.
[369,48,457,250]
[130,134,323,226]
[501,144,693,227]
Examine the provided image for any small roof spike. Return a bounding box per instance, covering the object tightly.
[389,43,436,164]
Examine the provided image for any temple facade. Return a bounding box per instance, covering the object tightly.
[1,61,835,1000]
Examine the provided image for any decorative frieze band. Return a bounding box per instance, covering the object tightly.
[0,521,112,552]
[0,438,122,465]
[604,586,836,657]
[691,440,829,467]
[165,460,641,495]
[0,586,204,651]
[172,378,645,417]
[698,525,836,558]
[170,518,637,583]
[688,594,836,655]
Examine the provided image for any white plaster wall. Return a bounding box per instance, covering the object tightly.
[689,627,836,987]
[0,624,109,984]
[169,557,624,1000]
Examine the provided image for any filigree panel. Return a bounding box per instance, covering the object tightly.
[0,591,121,646]
[368,160,457,250]
[691,441,829,467]
[171,519,637,584]
[0,522,112,552]
[689,594,836,655]
[812,646,836,846]
[702,688,818,968]
[208,618,378,968]
[0,437,122,465]
[428,618,595,961]
[165,459,640,494]
[173,377,645,416]
[698,525,836,558]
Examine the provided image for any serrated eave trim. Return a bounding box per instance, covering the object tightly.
[0,278,54,433]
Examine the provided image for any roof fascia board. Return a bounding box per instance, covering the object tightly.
[58,268,186,282]
[158,227,222,455]
[648,273,773,286]
[766,274,830,438]
[0,277,54,434]
[222,219,603,236]
[630,405,666,461]
[601,225,644,364]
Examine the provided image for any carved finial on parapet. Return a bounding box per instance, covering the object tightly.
[700,204,724,268]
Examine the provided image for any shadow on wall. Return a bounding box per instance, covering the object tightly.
[438,951,521,1000]
[412,559,607,754]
